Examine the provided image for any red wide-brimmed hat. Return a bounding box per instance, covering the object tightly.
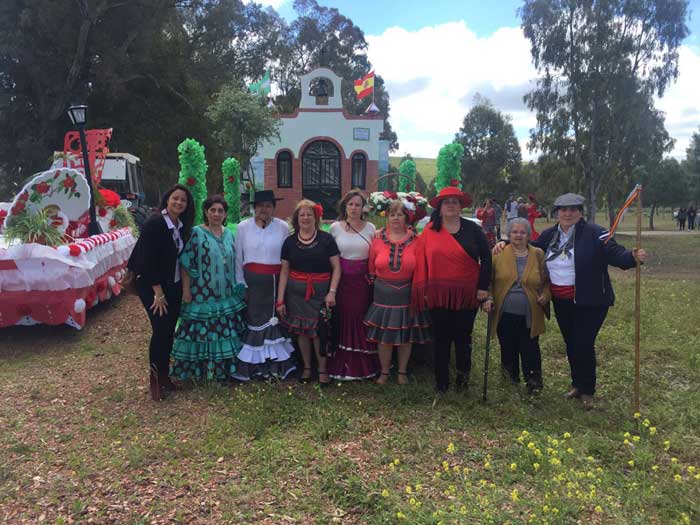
[429,186,473,209]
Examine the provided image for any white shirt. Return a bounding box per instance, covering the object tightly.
[330,221,375,260]
[162,210,183,283]
[545,225,576,286]
[234,217,290,287]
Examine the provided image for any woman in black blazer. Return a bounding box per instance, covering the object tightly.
[128,184,194,400]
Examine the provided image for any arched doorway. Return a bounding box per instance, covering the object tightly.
[302,140,341,219]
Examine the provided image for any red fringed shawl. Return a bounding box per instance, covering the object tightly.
[411,223,481,311]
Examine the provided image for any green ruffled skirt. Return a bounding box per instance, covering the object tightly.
[171,295,246,381]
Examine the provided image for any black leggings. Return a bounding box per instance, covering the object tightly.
[138,280,182,380]
[553,299,608,396]
[430,308,478,390]
[497,312,542,387]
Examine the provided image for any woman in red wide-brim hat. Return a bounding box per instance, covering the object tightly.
[413,185,492,392]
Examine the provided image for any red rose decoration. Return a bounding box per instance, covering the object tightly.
[11,202,25,214]
[227,176,235,184]
[63,177,76,189]
[382,190,398,199]
[109,219,118,228]
[98,207,108,217]
[68,245,82,256]
[449,179,460,187]
[186,177,196,186]
[19,192,29,202]
[35,182,50,194]
[313,203,324,219]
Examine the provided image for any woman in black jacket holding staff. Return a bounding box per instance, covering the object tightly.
[128,184,195,400]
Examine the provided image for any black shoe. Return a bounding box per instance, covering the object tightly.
[299,367,312,384]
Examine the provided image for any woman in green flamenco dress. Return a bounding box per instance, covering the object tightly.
[171,195,246,382]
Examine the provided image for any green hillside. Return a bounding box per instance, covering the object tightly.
[389,156,437,183]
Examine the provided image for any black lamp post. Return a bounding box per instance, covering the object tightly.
[67,103,101,235]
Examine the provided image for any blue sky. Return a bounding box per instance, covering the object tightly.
[266,0,700,159]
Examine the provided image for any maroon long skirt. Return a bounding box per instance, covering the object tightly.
[327,258,379,380]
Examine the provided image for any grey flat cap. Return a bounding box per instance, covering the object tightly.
[553,193,585,208]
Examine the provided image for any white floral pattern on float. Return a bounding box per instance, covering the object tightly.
[368,191,428,218]
[0,228,136,329]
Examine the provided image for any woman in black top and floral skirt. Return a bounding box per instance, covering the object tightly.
[276,199,341,385]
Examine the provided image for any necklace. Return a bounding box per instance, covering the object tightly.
[513,247,528,256]
[298,229,317,242]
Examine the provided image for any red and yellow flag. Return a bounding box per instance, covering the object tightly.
[354,71,375,100]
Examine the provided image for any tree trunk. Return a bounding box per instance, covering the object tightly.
[649,203,656,231]
[606,191,616,228]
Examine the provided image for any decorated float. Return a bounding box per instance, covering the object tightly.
[0,130,137,329]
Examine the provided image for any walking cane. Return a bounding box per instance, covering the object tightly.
[482,311,494,402]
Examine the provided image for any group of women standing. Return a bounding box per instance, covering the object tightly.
[128,183,646,410]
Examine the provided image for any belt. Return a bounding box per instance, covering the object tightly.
[245,262,282,274]
[289,270,331,301]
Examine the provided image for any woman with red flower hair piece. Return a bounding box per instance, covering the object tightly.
[327,190,379,381]
[527,194,542,241]
[412,187,492,392]
[277,199,341,385]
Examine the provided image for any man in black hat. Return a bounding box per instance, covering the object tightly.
[233,190,297,381]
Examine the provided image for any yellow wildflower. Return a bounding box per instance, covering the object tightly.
[516,436,525,443]
[393,458,400,466]
[563,432,571,439]
[664,440,671,451]
[533,463,541,472]
[595,505,603,513]
[688,466,696,474]
[460,505,467,515]
[671,457,678,464]
[527,442,536,450]
[381,489,389,498]
[633,412,641,419]
[642,418,651,427]
[484,461,491,469]
[396,511,406,519]
[521,430,530,437]
[649,427,657,435]
[510,462,518,471]
[552,439,560,446]
[566,447,574,454]
[409,497,417,506]
[446,442,456,454]
[511,489,520,502]
[623,432,631,439]
[405,485,412,494]
[628,460,635,467]
[652,465,659,472]
[632,435,641,443]
[624,439,631,446]
[694,473,700,480]
[415,483,422,491]
[674,474,682,482]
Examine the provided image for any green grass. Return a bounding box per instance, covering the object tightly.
[0,235,698,523]
[390,157,437,183]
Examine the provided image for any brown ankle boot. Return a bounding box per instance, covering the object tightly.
[149,364,163,401]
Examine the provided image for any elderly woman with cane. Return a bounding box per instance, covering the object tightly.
[482,218,550,395]
[493,193,647,408]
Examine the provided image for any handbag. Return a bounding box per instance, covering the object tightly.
[317,305,338,358]
[537,250,551,320]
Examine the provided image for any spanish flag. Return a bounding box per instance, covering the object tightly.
[354,71,375,100]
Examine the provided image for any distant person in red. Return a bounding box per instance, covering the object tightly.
[476,198,497,248]
[527,194,542,241]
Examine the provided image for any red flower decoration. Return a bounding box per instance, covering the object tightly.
[11,202,25,214]
[98,207,108,217]
[313,203,324,219]
[109,219,118,228]
[227,176,235,184]
[54,171,61,179]
[18,192,29,202]
[186,177,196,186]
[68,245,82,256]
[35,182,50,194]
[449,179,460,187]
[63,177,76,189]
[382,190,398,199]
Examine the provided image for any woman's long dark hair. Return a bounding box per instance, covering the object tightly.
[159,184,195,240]
[430,202,444,232]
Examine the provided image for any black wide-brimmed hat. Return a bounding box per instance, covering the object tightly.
[251,190,283,205]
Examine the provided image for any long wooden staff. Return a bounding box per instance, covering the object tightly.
[633,187,643,414]
[482,312,494,402]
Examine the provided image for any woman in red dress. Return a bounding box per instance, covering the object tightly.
[527,194,541,241]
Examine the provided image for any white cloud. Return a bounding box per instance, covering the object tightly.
[368,21,700,161]
[655,45,700,159]
[367,21,538,158]
[247,0,287,9]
